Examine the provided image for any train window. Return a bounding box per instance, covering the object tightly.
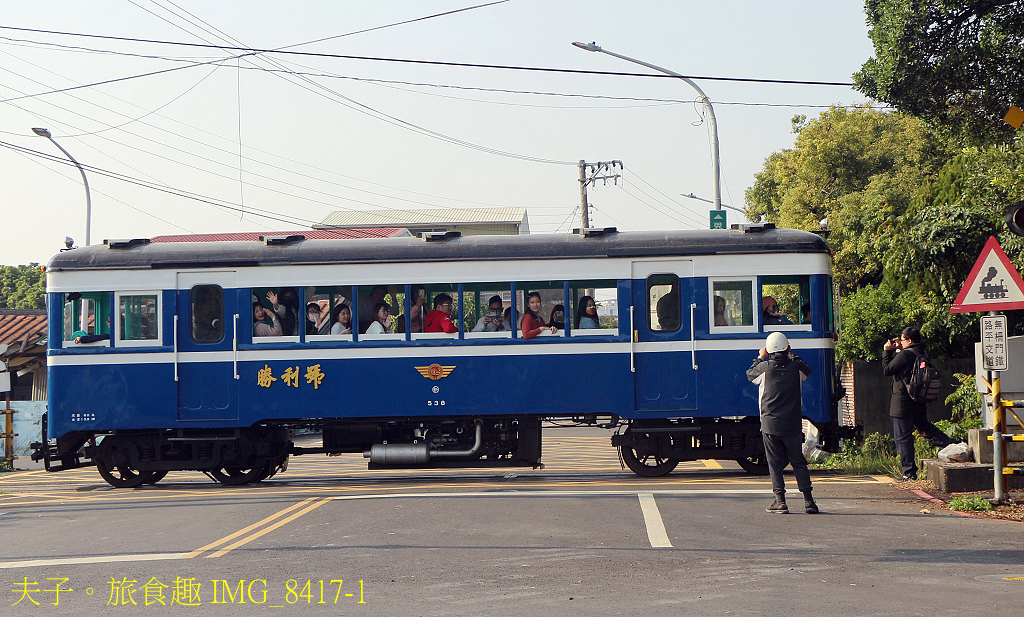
[463,285,512,339]
[647,274,680,332]
[62,291,110,346]
[414,283,460,340]
[355,285,401,337]
[305,286,353,341]
[191,285,224,344]
[250,287,300,343]
[516,282,566,338]
[115,293,160,346]
[710,279,756,331]
[761,275,812,331]
[570,280,618,335]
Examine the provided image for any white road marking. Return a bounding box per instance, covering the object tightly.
[638,492,673,548]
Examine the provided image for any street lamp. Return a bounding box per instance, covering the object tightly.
[32,127,92,246]
[572,41,722,212]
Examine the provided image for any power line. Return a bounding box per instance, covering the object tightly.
[0,25,857,87]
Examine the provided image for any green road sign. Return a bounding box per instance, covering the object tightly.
[710,210,726,229]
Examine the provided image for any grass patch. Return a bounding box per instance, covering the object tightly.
[948,494,993,512]
[815,432,901,476]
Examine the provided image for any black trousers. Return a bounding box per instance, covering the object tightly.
[892,413,954,478]
[762,432,812,499]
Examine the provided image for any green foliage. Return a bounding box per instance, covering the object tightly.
[948,494,993,512]
[817,432,900,476]
[854,0,1024,144]
[944,373,984,423]
[745,106,943,293]
[934,418,982,444]
[0,264,45,310]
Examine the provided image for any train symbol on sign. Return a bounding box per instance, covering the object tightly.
[978,267,1008,299]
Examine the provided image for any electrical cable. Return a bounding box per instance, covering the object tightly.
[0,25,857,86]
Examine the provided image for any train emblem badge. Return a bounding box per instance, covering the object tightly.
[415,364,456,380]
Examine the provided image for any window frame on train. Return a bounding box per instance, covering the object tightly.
[61,291,111,348]
[708,277,757,334]
[114,291,161,347]
[760,274,813,333]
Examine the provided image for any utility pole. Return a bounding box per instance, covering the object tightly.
[578,160,622,229]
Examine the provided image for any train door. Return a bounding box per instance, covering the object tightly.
[175,272,238,421]
[631,260,697,411]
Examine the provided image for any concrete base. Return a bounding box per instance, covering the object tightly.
[923,458,1024,493]
[968,428,1024,464]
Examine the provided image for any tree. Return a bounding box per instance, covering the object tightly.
[854,0,1024,144]
[745,106,944,292]
[0,264,45,310]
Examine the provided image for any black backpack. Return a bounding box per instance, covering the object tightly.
[903,348,942,404]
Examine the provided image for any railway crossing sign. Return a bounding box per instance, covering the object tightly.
[950,236,1024,313]
[981,315,1009,371]
[710,210,726,229]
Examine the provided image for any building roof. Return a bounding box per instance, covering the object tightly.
[0,309,47,365]
[150,228,412,242]
[315,207,527,229]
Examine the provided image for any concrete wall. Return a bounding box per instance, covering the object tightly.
[852,358,974,437]
[7,400,46,457]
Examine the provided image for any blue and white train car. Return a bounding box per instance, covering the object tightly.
[34,225,851,487]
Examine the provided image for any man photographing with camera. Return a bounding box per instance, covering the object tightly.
[882,326,954,482]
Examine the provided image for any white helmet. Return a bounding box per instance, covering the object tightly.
[765,332,789,354]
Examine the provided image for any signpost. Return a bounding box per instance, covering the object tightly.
[709,210,726,230]
[952,236,1024,502]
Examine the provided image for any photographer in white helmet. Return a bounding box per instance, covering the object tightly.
[746,332,816,514]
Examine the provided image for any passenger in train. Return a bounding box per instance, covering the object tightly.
[306,302,331,335]
[575,295,599,329]
[277,287,300,336]
[253,296,283,337]
[424,293,458,333]
[521,291,556,339]
[359,285,395,332]
[472,295,510,332]
[364,302,393,334]
[396,285,427,334]
[801,302,811,325]
[330,303,353,335]
[656,288,680,330]
[762,296,793,325]
[714,295,734,327]
[548,304,566,330]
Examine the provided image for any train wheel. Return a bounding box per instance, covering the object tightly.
[96,459,154,488]
[620,446,679,477]
[736,446,769,475]
[209,466,266,485]
[143,471,168,485]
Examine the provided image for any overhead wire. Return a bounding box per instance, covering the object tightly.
[0,25,858,87]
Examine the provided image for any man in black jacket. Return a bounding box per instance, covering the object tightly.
[882,326,953,482]
[747,332,816,514]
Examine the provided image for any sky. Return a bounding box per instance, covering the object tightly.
[0,0,876,266]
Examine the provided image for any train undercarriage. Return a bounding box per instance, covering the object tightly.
[32,413,856,488]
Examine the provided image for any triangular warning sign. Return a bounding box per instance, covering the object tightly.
[951,236,1024,313]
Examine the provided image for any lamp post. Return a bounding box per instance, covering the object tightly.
[32,127,92,246]
[572,41,722,212]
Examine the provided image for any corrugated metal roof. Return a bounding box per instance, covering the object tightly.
[315,207,526,229]
[0,309,47,350]
[151,228,412,242]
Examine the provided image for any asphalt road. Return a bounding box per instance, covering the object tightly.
[1,429,1022,616]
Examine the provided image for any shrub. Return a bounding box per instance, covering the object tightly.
[948,494,993,512]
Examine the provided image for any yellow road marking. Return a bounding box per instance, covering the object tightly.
[183,497,322,559]
[638,493,673,548]
[700,459,723,469]
[205,497,331,558]
[0,553,187,570]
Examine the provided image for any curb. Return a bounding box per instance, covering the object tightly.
[909,488,1020,522]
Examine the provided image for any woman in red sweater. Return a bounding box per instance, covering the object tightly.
[521,291,557,339]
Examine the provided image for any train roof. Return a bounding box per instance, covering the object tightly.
[46,227,830,272]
